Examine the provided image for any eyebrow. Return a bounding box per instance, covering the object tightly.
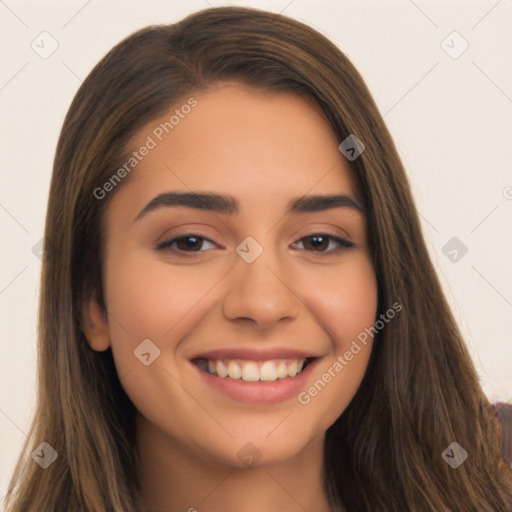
[133,191,365,223]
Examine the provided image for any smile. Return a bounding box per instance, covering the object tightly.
[194,357,313,382]
[191,355,319,405]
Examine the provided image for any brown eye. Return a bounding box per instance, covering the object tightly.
[156,235,216,253]
[175,236,203,251]
[293,234,354,253]
[302,235,329,251]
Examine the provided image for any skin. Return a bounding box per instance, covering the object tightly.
[81,83,378,512]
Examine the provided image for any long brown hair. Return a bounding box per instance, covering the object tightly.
[4,6,511,511]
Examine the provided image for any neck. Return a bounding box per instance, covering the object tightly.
[135,412,339,512]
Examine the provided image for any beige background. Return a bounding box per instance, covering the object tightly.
[1,0,511,500]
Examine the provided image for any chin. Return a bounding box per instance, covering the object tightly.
[200,430,316,469]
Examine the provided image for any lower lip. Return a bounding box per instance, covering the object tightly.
[191,359,319,405]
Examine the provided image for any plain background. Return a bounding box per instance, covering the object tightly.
[1,0,511,500]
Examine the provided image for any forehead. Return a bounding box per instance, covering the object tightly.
[110,83,359,217]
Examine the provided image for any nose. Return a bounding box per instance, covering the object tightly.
[222,246,302,329]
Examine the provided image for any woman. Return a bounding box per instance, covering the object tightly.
[4,6,511,511]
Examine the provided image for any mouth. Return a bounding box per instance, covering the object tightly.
[190,354,320,405]
[193,357,315,382]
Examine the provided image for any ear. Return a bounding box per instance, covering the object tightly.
[80,295,111,352]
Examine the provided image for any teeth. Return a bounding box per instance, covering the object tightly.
[198,358,309,382]
[288,360,298,377]
[227,361,242,379]
[276,362,288,379]
[259,361,277,381]
[241,362,259,382]
[216,360,228,378]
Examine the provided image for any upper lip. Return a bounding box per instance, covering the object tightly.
[190,347,320,361]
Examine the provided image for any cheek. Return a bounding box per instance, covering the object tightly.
[101,253,225,424]
[301,254,378,347]
[293,255,378,425]
[102,251,226,367]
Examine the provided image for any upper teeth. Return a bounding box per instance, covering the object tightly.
[198,358,307,382]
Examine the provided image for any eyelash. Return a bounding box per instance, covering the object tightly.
[155,233,355,256]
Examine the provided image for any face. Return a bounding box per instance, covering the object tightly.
[83,83,378,467]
